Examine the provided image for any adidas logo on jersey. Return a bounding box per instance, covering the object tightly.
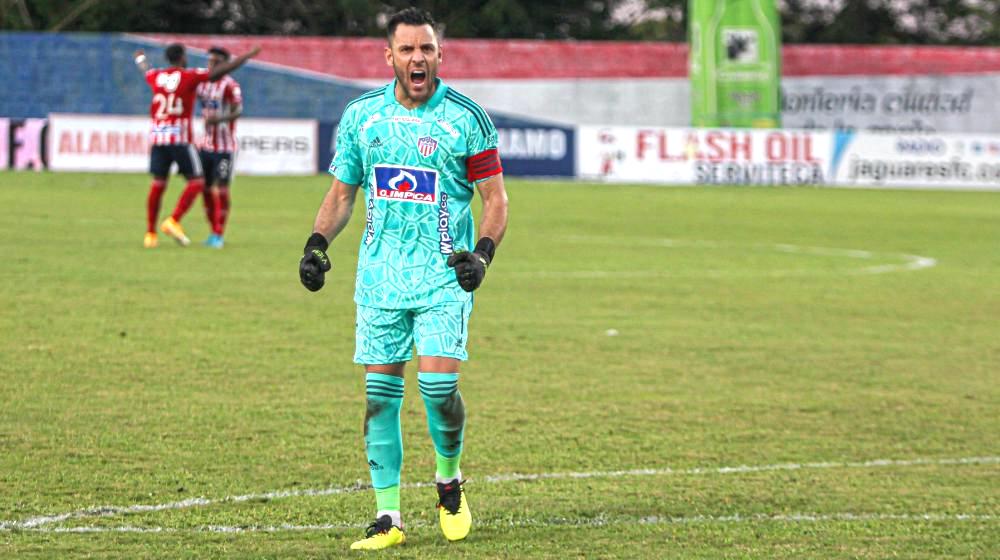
[369,136,383,148]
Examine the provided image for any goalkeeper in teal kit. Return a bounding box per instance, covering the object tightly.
[298,7,509,551]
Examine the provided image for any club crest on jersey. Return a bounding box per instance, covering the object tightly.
[373,165,437,205]
[417,136,438,157]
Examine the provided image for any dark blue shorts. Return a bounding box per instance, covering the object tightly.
[149,144,203,178]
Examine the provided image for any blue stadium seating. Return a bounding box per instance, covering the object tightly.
[0,32,573,175]
[0,32,369,120]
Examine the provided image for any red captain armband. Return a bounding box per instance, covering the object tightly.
[466,148,503,182]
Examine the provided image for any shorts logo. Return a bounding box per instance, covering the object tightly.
[374,165,437,205]
[418,136,438,157]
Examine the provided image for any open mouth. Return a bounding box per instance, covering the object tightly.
[410,69,427,87]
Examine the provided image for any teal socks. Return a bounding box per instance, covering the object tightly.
[363,372,467,516]
[418,372,466,480]
[364,373,404,511]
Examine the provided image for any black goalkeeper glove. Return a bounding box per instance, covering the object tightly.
[447,237,496,292]
[299,233,331,292]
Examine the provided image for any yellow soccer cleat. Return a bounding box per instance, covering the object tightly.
[159,217,190,246]
[143,232,158,248]
[437,479,471,541]
[350,515,405,551]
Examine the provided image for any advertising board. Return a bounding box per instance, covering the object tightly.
[578,125,830,186]
[829,130,1000,190]
[47,114,317,175]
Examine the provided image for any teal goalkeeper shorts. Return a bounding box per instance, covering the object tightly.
[354,301,473,365]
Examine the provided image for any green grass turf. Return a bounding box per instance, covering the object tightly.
[0,171,997,558]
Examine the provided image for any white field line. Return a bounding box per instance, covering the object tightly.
[12,512,1000,534]
[510,237,937,278]
[1,456,995,531]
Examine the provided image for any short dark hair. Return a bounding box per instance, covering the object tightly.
[208,46,231,60]
[386,7,438,44]
[165,43,185,65]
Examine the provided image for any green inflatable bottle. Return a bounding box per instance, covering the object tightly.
[690,0,782,128]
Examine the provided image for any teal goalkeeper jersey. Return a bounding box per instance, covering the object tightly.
[330,79,502,309]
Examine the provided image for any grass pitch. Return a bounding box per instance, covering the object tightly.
[0,172,997,558]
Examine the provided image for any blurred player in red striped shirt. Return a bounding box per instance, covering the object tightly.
[197,46,244,249]
[133,43,259,248]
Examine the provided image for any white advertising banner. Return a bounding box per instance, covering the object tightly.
[578,126,832,186]
[579,125,1000,190]
[48,113,149,172]
[828,131,1000,190]
[47,114,316,175]
[233,118,317,176]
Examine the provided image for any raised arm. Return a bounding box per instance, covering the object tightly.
[132,49,150,73]
[208,46,261,81]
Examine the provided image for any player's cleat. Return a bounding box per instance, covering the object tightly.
[436,479,471,541]
[349,515,405,551]
[160,217,190,246]
[143,232,158,249]
[203,233,224,249]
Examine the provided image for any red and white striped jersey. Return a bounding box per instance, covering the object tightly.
[144,67,210,146]
[196,76,243,153]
